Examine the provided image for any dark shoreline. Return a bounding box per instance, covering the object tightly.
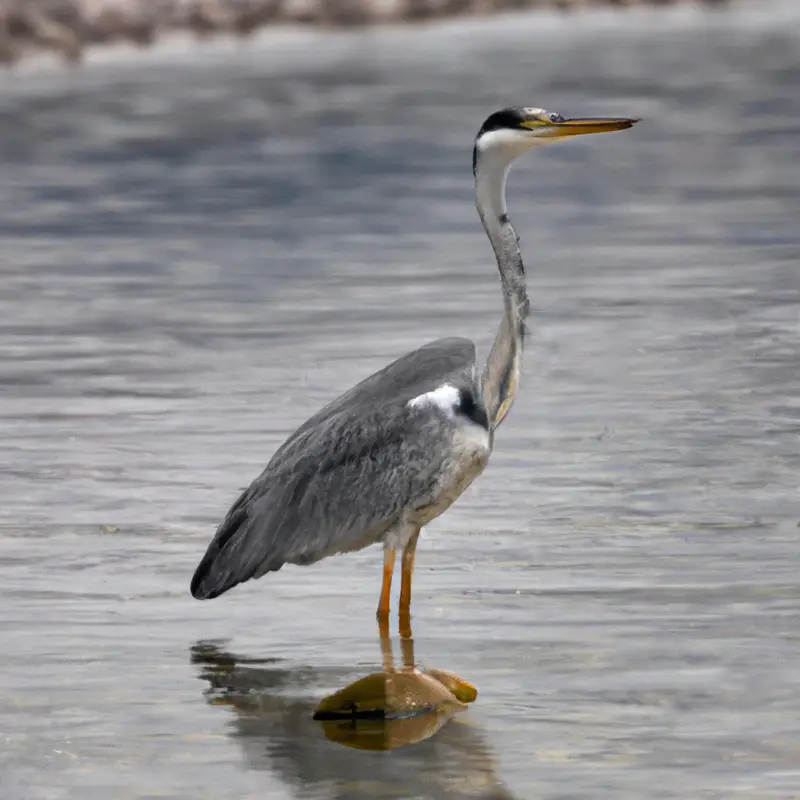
[1,0,731,66]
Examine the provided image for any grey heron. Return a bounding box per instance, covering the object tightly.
[190,107,638,633]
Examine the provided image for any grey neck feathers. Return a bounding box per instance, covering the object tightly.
[474,147,530,430]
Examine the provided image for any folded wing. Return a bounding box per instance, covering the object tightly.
[191,338,477,600]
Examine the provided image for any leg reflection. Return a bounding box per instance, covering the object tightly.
[401,616,478,706]
[378,611,393,673]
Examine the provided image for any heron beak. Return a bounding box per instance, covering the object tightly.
[538,117,640,138]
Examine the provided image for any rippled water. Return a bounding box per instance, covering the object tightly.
[2,4,799,798]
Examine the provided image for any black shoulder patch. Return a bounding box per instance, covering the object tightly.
[456,386,489,430]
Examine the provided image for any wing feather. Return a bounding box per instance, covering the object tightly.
[190,401,451,598]
[190,338,476,600]
[274,337,476,454]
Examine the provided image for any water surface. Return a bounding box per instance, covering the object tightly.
[1,4,799,798]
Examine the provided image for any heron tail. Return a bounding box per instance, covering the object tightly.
[190,493,254,599]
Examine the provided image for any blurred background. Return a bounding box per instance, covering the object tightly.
[1,1,799,799]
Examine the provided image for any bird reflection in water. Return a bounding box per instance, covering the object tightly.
[190,629,519,799]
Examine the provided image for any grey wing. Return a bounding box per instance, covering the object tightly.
[275,337,477,454]
[190,398,453,600]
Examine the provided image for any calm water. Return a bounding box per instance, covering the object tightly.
[2,3,800,798]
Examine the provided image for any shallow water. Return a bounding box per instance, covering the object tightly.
[2,4,800,798]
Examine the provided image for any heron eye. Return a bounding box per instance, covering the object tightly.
[549,113,564,123]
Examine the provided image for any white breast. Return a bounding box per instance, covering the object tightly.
[407,383,491,529]
[452,417,491,456]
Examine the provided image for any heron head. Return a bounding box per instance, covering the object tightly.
[473,107,639,172]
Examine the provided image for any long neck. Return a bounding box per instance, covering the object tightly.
[475,149,529,430]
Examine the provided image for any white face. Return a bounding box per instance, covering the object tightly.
[474,127,537,154]
[474,108,567,160]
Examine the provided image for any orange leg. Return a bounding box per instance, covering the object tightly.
[376,547,396,625]
[398,529,421,639]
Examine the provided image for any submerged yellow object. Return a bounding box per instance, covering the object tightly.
[312,613,479,749]
[313,668,464,719]
[421,666,478,704]
[313,668,468,751]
